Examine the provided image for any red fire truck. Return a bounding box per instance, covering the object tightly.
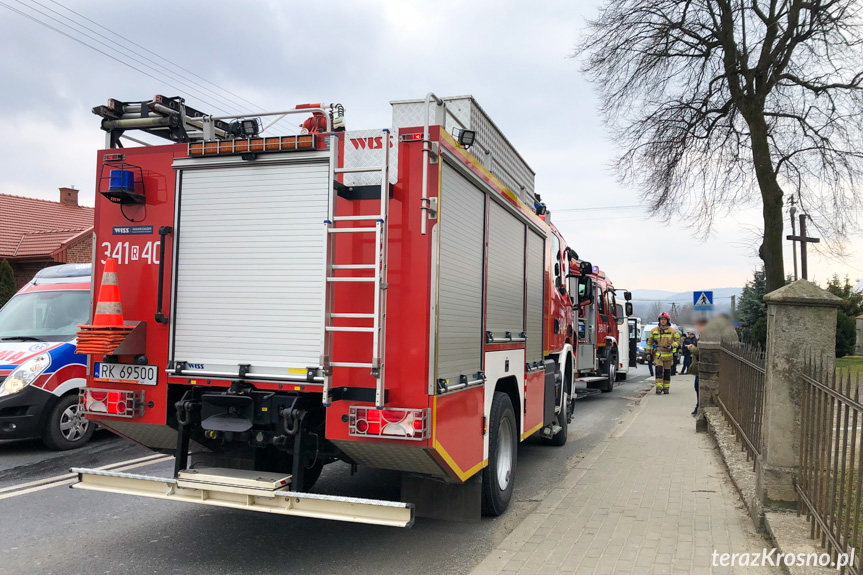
[567,262,633,396]
[72,94,592,527]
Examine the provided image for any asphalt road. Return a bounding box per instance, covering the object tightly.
[0,371,658,575]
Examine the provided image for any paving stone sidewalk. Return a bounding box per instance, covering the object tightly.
[471,376,780,574]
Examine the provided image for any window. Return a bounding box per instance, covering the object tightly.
[616,304,625,325]
[598,288,607,315]
[0,291,90,342]
[551,233,561,288]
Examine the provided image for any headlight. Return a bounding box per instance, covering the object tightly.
[0,354,51,396]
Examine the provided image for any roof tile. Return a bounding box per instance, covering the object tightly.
[0,193,94,259]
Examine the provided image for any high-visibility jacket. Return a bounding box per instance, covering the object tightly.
[647,326,680,358]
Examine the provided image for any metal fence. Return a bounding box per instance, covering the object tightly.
[798,357,863,575]
[717,341,766,469]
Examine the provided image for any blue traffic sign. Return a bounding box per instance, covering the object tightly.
[694,291,714,311]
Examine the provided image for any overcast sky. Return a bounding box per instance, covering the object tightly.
[1,0,860,294]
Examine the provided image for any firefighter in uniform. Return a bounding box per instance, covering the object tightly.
[647,313,680,394]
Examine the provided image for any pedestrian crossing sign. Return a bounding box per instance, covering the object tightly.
[693,291,714,311]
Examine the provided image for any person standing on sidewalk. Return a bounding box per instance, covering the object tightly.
[688,318,708,416]
[680,332,695,374]
[647,313,679,394]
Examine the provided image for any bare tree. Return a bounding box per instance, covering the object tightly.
[578,0,863,291]
[649,300,664,319]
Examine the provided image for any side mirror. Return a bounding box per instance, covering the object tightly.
[579,261,592,275]
[576,277,594,305]
[625,302,633,316]
[624,291,632,302]
[554,262,560,277]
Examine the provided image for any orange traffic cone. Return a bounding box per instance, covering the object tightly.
[91,258,125,328]
[76,259,133,357]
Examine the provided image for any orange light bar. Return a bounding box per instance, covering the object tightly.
[188,134,317,157]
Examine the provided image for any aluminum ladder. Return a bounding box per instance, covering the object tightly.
[321,130,390,408]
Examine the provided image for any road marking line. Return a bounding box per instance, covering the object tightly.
[0,452,166,494]
[0,453,171,500]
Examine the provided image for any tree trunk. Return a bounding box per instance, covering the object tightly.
[748,114,787,292]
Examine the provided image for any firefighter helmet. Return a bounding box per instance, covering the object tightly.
[658,312,671,322]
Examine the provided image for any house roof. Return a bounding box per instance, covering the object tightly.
[0,193,94,260]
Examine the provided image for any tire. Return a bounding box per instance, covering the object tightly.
[541,393,569,447]
[602,348,617,393]
[294,459,324,492]
[42,393,94,450]
[482,392,518,516]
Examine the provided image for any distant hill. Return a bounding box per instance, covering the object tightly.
[628,287,743,320]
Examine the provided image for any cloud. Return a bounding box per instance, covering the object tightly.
[0,0,859,288]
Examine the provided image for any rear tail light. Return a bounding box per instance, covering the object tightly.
[80,388,145,418]
[349,406,429,441]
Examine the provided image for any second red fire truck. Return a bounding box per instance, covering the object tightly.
[72,93,627,527]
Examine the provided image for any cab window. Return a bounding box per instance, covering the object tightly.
[598,288,607,315]
[551,234,562,289]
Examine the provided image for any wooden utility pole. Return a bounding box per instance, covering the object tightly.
[786,214,820,280]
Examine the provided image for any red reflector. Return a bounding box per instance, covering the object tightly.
[81,388,144,419]
[412,133,422,140]
[349,406,429,440]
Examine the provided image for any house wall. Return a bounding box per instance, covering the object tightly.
[10,259,55,290]
[65,234,93,264]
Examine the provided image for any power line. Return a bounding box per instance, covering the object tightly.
[28,0,260,117]
[0,1,297,136]
[42,0,296,134]
[553,214,644,223]
[46,0,270,116]
[5,0,237,116]
[554,204,643,213]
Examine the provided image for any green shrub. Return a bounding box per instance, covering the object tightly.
[836,312,856,358]
[0,260,15,308]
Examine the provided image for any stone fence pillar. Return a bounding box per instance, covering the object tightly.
[695,315,738,433]
[756,280,841,510]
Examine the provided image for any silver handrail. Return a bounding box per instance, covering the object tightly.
[421,92,444,235]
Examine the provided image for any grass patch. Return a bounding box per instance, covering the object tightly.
[837,356,863,379]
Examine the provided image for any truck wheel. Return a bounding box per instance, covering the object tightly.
[602,349,617,393]
[541,393,569,447]
[482,392,517,516]
[295,460,324,492]
[42,393,94,450]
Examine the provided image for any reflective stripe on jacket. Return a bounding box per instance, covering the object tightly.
[647,326,680,358]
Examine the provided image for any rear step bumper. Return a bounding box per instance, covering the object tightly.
[70,467,414,528]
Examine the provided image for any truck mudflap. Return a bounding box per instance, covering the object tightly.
[70,467,415,528]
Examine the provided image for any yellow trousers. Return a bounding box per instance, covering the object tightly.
[653,355,673,389]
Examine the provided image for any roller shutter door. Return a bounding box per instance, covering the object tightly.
[437,164,485,383]
[172,159,329,374]
[486,201,526,340]
[525,230,545,363]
